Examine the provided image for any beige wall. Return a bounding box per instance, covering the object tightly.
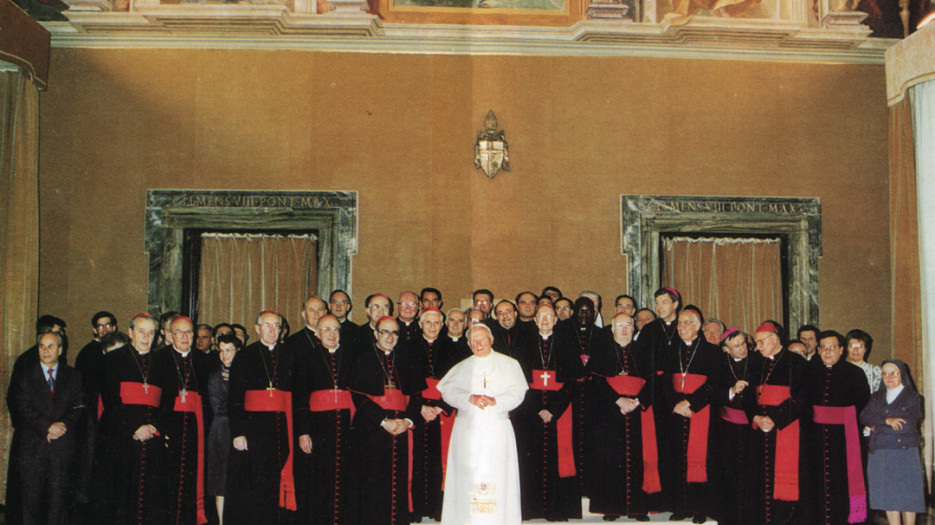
[37,49,891,361]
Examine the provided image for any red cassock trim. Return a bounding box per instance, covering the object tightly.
[120,382,162,407]
[244,389,297,511]
[366,388,414,514]
[606,375,661,494]
[530,370,576,478]
[756,384,799,502]
[421,378,455,490]
[174,391,207,525]
[309,389,356,420]
[672,373,710,483]
[812,405,867,523]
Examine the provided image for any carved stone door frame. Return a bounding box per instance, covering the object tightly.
[621,194,821,333]
[145,190,358,317]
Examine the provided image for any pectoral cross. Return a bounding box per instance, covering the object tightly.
[386,381,396,390]
[540,371,552,387]
[483,372,487,389]
[143,382,150,393]
[180,388,188,403]
[267,381,275,397]
[680,372,686,390]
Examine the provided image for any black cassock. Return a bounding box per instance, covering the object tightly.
[96,345,171,525]
[345,343,425,525]
[631,318,682,510]
[713,352,761,525]
[560,320,608,495]
[225,342,299,525]
[73,339,106,506]
[156,347,211,525]
[410,335,464,522]
[585,338,655,519]
[289,328,357,525]
[661,337,721,518]
[804,359,871,525]
[511,329,585,521]
[745,348,808,525]
[6,359,85,525]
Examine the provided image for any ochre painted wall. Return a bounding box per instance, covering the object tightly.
[37,48,891,361]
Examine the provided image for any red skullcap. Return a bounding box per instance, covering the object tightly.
[755,322,778,335]
[132,313,153,320]
[721,328,740,343]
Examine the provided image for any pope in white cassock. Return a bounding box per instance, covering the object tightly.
[437,324,528,525]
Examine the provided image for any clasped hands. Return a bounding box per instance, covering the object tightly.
[381,418,412,436]
[421,405,444,422]
[753,415,776,432]
[616,397,640,415]
[470,395,497,410]
[47,422,67,442]
[672,399,692,418]
[133,424,157,442]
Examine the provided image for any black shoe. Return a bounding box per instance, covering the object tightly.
[601,516,619,522]
[629,515,650,522]
[692,514,707,524]
[670,513,690,521]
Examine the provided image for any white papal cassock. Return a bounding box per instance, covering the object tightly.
[437,350,528,525]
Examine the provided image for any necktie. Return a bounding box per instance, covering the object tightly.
[48,368,55,394]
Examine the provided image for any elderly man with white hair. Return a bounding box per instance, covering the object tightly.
[437,323,528,525]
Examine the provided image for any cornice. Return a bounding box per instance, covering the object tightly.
[44,8,897,64]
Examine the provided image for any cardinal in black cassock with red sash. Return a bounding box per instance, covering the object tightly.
[747,322,808,525]
[156,316,211,525]
[345,316,425,525]
[226,311,298,525]
[804,331,871,525]
[95,314,170,525]
[661,309,721,523]
[585,313,659,522]
[291,314,356,525]
[410,309,458,522]
[511,304,585,522]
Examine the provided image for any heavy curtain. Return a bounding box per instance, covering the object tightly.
[198,233,319,335]
[661,236,783,334]
[0,69,40,501]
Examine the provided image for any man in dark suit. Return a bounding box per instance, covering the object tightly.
[6,330,86,525]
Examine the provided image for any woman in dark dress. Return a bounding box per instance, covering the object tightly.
[207,333,242,525]
[859,359,924,525]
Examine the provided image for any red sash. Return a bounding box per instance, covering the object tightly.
[720,406,749,425]
[244,389,296,511]
[173,390,207,525]
[530,370,576,478]
[606,375,661,494]
[421,378,455,489]
[309,389,355,418]
[120,381,162,407]
[366,388,414,513]
[672,373,710,483]
[812,405,867,523]
[756,384,799,501]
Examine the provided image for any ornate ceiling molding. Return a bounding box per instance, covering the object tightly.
[43,7,896,63]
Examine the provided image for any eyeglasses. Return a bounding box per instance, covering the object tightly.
[377,329,399,337]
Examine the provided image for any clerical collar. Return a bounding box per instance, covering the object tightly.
[540,332,552,340]
[449,335,461,342]
[733,357,744,362]
[263,342,276,352]
[174,348,191,358]
[423,336,437,344]
[327,344,339,354]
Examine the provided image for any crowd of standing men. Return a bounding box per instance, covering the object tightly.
[5,285,925,525]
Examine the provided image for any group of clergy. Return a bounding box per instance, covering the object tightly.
[5,284,883,525]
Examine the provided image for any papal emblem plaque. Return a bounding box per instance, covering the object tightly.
[474,110,511,179]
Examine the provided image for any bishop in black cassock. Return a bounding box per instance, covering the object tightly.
[805,331,871,525]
